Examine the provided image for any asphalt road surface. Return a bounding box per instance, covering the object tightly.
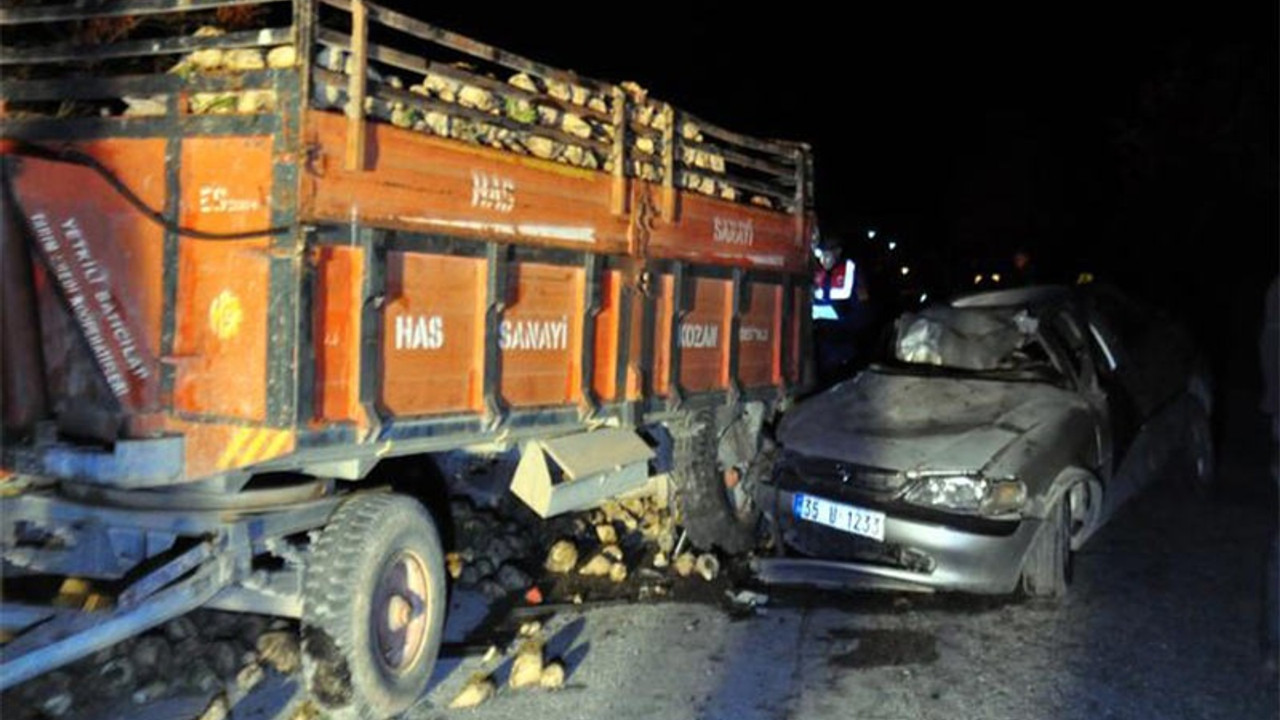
[410,476,1278,720]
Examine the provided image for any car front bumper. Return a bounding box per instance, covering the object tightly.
[759,487,1044,594]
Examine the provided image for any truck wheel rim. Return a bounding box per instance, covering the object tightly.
[373,550,430,674]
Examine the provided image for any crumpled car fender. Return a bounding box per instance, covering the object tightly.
[983,403,1101,499]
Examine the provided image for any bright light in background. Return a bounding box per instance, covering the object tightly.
[900,266,910,276]
[974,274,984,285]
[888,241,897,251]
[867,230,877,239]
[991,273,1002,283]
[919,293,928,303]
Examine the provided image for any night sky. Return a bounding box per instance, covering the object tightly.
[387,3,1276,374]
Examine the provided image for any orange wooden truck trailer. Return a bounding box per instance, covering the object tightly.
[0,2,813,714]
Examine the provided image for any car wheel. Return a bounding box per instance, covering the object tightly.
[302,493,446,719]
[1020,496,1072,601]
[671,410,766,555]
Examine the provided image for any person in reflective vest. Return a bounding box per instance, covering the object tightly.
[814,251,857,316]
[812,241,862,386]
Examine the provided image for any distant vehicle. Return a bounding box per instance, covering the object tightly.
[753,285,1213,597]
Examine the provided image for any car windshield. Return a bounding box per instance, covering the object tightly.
[883,305,1060,380]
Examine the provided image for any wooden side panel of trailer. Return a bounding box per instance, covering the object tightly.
[298,111,810,273]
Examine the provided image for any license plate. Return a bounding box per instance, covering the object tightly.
[792,492,886,542]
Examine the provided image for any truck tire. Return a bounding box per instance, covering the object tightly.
[1019,497,1072,601]
[672,410,766,555]
[302,493,446,719]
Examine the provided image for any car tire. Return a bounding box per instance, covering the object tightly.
[302,493,446,720]
[1020,496,1072,601]
[672,410,765,555]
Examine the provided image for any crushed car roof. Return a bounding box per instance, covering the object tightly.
[950,285,1069,309]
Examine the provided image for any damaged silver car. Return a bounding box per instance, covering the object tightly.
[753,285,1213,597]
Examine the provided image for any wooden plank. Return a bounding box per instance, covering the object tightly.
[681,138,793,179]
[680,169,794,208]
[610,87,627,216]
[315,29,614,125]
[313,68,612,156]
[319,0,613,94]
[0,0,285,25]
[793,146,808,210]
[793,146,809,237]
[683,111,799,159]
[661,104,676,222]
[0,69,287,102]
[0,26,293,65]
[315,0,809,199]
[345,0,368,171]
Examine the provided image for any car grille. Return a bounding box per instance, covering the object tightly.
[788,455,908,496]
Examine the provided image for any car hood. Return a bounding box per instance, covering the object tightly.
[779,369,1076,473]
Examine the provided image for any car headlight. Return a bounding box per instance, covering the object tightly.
[902,474,1026,516]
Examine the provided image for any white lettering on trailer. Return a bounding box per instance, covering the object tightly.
[680,323,720,349]
[27,212,151,399]
[713,217,754,246]
[470,171,516,213]
[96,289,149,380]
[500,316,568,352]
[740,326,770,343]
[394,314,446,350]
[198,184,261,214]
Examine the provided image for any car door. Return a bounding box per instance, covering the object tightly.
[1083,286,1189,499]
